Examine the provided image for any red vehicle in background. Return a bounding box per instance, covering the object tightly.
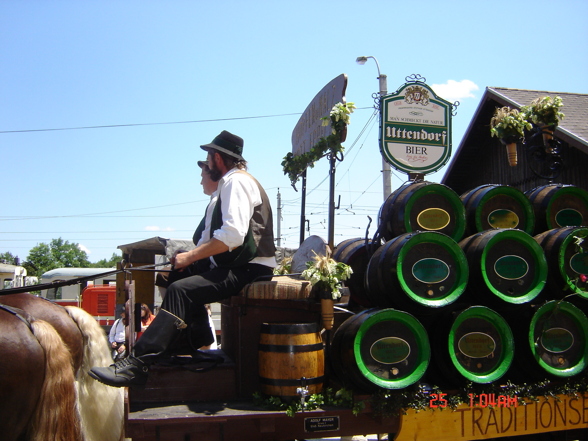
[80,284,117,328]
[40,267,117,329]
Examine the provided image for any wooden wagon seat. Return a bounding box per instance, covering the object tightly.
[239,275,312,300]
[236,235,328,301]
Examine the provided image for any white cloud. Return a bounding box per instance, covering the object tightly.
[432,79,479,103]
[144,226,174,232]
[78,244,91,254]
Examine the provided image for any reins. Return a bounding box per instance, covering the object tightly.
[0,262,171,296]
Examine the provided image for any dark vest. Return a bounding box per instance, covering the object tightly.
[210,171,276,267]
[192,216,206,246]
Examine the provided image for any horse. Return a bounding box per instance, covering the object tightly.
[0,293,124,441]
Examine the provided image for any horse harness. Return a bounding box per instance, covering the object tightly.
[0,303,34,332]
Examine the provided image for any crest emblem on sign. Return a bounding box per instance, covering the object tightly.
[404,86,430,106]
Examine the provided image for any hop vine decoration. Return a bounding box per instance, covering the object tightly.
[273,256,292,275]
[252,388,364,417]
[301,251,353,300]
[282,102,356,185]
[369,374,588,418]
[489,106,532,140]
[521,95,565,128]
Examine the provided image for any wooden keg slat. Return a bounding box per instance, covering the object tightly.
[258,322,324,397]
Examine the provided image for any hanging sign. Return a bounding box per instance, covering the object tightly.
[292,74,347,157]
[380,81,452,175]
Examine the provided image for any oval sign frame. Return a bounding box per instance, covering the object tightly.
[412,258,450,284]
[570,252,588,275]
[555,208,583,227]
[457,332,496,359]
[370,337,411,365]
[540,327,575,354]
[416,208,450,230]
[494,254,529,280]
[488,209,520,229]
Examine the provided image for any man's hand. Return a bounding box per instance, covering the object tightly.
[173,251,192,270]
[173,239,230,271]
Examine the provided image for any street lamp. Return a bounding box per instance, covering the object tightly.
[356,56,387,97]
[356,55,392,200]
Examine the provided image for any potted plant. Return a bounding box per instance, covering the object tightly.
[521,96,565,143]
[301,251,352,330]
[490,106,532,167]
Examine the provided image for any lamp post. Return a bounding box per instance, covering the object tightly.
[356,56,392,201]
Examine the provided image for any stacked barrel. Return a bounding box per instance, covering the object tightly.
[330,181,588,393]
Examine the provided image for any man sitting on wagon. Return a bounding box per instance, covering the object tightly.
[89,130,277,387]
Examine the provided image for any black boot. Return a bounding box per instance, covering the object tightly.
[88,309,186,387]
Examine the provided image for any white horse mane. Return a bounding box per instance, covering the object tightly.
[66,306,124,441]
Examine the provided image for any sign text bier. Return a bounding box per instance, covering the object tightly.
[381,80,452,175]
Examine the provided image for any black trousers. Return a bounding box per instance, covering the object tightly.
[160,263,273,339]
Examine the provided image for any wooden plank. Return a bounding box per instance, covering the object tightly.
[393,393,588,441]
[129,351,236,404]
[126,401,400,441]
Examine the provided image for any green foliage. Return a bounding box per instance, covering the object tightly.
[522,95,565,127]
[252,388,364,417]
[301,252,353,300]
[282,102,356,185]
[90,252,122,268]
[273,256,292,275]
[252,376,588,419]
[369,373,588,418]
[489,96,566,142]
[0,251,18,265]
[489,106,532,140]
[25,237,91,277]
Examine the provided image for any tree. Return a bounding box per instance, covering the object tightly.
[90,252,122,268]
[26,238,91,277]
[0,251,18,265]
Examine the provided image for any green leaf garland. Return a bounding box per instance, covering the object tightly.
[282,102,356,185]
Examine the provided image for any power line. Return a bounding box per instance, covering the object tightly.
[0,107,374,134]
[0,200,207,221]
[0,113,301,134]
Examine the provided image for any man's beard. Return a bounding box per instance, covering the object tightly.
[209,162,223,182]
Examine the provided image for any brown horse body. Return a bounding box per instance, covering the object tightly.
[0,309,47,441]
[0,294,84,369]
[0,293,123,441]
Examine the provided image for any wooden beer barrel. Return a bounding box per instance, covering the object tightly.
[378,181,466,242]
[459,229,548,306]
[526,301,588,378]
[460,184,535,236]
[534,226,588,299]
[333,238,379,308]
[365,231,468,314]
[432,306,514,385]
[525,183,588,235]
[330,308,430,393]
[258,322,324,398]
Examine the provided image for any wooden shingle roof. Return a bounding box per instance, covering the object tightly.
[442,87,588,194]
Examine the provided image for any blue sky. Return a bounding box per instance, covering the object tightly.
[1,0,587,263]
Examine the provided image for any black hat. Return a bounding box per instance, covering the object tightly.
[200,130,244,161]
